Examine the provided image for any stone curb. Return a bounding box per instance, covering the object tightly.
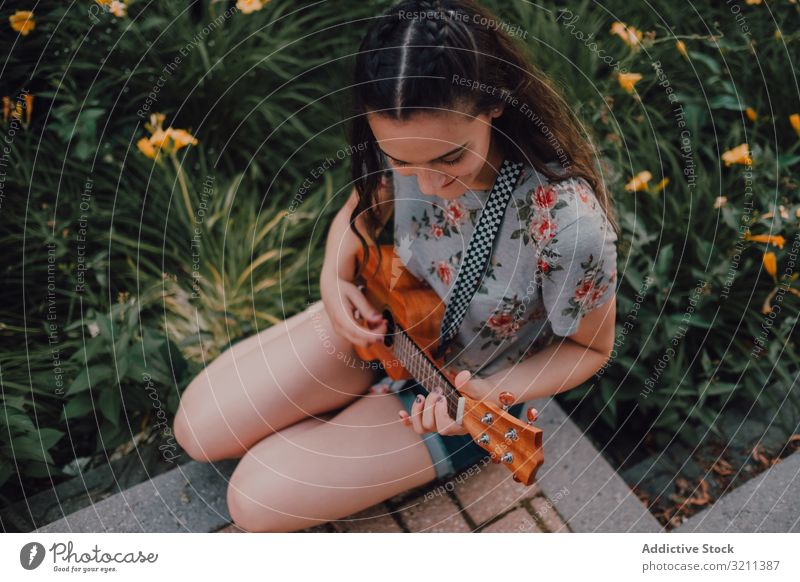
[34,399,658,533]
[523,397,662,533]
[673,450,800,533]
[35,460,237,533]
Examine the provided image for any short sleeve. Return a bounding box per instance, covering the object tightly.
[537,178,618,337]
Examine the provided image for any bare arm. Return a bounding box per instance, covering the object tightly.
[322,181,394,282]
[483,296,616,402]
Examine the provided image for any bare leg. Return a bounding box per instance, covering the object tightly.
[173,300,382,462]
[226,391,438,533]
[202,301,321,373]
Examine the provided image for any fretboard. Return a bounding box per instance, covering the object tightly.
[392,327,463,420]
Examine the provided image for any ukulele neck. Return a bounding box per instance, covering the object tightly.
[392,326,463,421]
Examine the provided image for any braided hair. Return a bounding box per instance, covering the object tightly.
[348,0,618,280]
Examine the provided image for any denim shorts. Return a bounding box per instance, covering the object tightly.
[394,379,526,480]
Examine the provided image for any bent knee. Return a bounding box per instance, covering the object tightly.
[173,379,234,463]
[227,470,326,533]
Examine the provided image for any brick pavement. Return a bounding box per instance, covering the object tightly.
[215,460,571,533]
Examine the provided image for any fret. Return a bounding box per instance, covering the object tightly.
[393,327,462,418]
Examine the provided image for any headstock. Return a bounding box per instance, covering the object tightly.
[459,396,544,486]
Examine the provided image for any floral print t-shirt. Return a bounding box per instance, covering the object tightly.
[384,159,618,379]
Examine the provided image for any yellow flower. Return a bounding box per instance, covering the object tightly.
[137,137,158,160]
[762,252,777,281]
[676,40,688,59]
[746,107,757,122]
[652,177,669,192]
[24,93,33,125]
[745,232,786,249]
[722,143,752,166]
[625,171,652,192]
[145,112,166,134]
[790,114,800,137]
[236,0,267,14]
[148,129,171,151]
[137,115,198,160]
[714,196,727,209]
[96,0,127,17]
[9,10,35,36]
[167,128,198,150]
[610,22,643,48]
[618,72,642,94]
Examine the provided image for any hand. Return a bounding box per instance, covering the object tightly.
[440,370,541,423]
[319,269,387,349]
[396,370,477,437]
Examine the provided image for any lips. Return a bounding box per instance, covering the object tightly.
[441,175,457,188]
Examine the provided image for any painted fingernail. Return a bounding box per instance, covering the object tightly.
[415,395,424,403]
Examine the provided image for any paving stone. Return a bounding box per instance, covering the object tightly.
[674,450,800,533]
[216,523,246,533]
[2,440,188,532]
[522,399,661,533]
[482,508,542,533]
[452,458,541,525]
[530,496,570,533]
[395,492,471,532]
[35,459,237,533]
[298,523,332,533]
[332,503,403,533]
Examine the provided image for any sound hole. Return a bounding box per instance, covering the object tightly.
[382,309,395,347]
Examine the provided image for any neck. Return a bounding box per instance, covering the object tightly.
[467,138,504,191]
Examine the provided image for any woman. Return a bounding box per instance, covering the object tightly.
[173,0,618,532]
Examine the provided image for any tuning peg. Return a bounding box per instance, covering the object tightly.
[476,433,490,445]
[526,407,539,424]
[481,412,494,425]
[504,428,518,441]
[501,452,514,464]
[498,391,515,410]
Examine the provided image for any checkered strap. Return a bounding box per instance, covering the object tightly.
[433,158,523,360]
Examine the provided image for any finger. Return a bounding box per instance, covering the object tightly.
[422,391,439,432]
[397,410,412,427]
[453,370,475,397]
[346,287,383,322]
[409,394,425,434]
[343,313,386,347]
[338,322,370,349]
[434,394,457,435]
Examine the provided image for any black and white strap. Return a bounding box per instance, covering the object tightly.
[434,158,523,361]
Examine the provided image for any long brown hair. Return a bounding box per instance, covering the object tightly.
[348,0,618,280]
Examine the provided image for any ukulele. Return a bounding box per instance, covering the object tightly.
[352,243,544,486]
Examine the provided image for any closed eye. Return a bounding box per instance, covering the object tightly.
[385,148,466,168]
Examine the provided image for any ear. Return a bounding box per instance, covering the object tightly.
[489,103,505,119]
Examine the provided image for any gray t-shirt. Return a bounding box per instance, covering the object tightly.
[386,160,618,379]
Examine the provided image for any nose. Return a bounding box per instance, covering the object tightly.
[416,168,448,195]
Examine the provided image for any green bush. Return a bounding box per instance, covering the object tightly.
[1,0,798,500]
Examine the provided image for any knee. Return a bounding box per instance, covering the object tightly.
[226,450,326,533]
[173,377,225,463]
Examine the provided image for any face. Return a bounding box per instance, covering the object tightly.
[367,105,503,199]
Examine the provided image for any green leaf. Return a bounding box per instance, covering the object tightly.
[66,364,114,395]
[98,389,122,428]
[707,94,744,111]
[37,428,64,450]
[62,393,96,421]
